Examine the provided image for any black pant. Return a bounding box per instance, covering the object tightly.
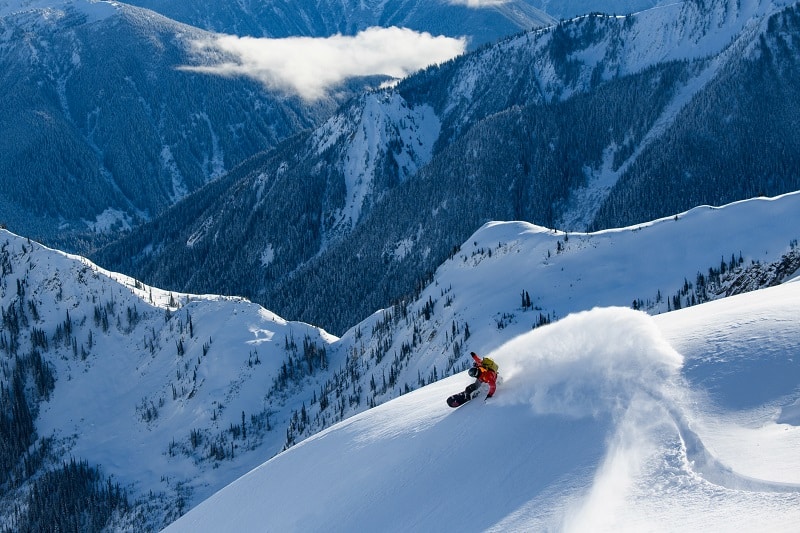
[464,380,480,397]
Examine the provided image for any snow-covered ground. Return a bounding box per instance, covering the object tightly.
[2,192,798,530]
[0,231,341,524]
[167,279,800,532]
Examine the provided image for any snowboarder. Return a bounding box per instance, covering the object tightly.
[446,352,498,407]
[465,351,497,399]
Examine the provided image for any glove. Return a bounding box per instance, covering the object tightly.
[486,393,493,399]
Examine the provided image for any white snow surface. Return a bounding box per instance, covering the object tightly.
[168,284,800,532]
[4,191,799,530]
[165,191,800,532]
[0,235,339,520]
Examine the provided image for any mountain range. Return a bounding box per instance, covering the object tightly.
[95,0,800,335]
[3,0,548,247]
[3,0,800,530]
[2,191,799,529]
[0,0,356,246]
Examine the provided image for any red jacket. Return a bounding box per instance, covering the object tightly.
[472,352,497,397]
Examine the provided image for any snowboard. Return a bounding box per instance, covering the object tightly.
[446,390,480,408]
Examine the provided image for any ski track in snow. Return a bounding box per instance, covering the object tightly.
[498,306,800,492]
[503,305,800,531]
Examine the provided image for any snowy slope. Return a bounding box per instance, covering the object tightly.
[167,191,800,531]
[352,191,800,389]
[310,91,441,242]
[0,232,343,528]
[439,0,799,120]
[3,192,799,529]
[166,281,800,532]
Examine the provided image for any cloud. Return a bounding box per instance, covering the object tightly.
[181,27,466,101]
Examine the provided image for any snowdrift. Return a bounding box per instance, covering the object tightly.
[167,283,800,532]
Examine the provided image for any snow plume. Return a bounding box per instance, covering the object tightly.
[181,27,466,101]
[494,307,684,418]
[491,307,686,530]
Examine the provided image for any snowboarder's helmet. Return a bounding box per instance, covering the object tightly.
[468,367,480,378]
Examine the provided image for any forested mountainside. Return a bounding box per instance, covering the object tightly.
[589,7,800,229]
[95,0,800,335]
[120,0,554,48]
[0,1,354,247]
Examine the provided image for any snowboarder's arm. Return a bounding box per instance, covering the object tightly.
[487,376,496,398]
[471,352,481,366]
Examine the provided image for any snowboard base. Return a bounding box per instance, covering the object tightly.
[447,391,478,408]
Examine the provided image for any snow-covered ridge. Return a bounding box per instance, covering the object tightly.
[0,229,340,528]
[444,191,800,326]
[554,0,795,73]
[3,231,241,311]
[442,0,795,117]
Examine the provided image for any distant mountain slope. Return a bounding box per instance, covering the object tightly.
[0,0,350,246]
[96,0,800,334]
[589,2,800,229]
[121,0,555,48]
